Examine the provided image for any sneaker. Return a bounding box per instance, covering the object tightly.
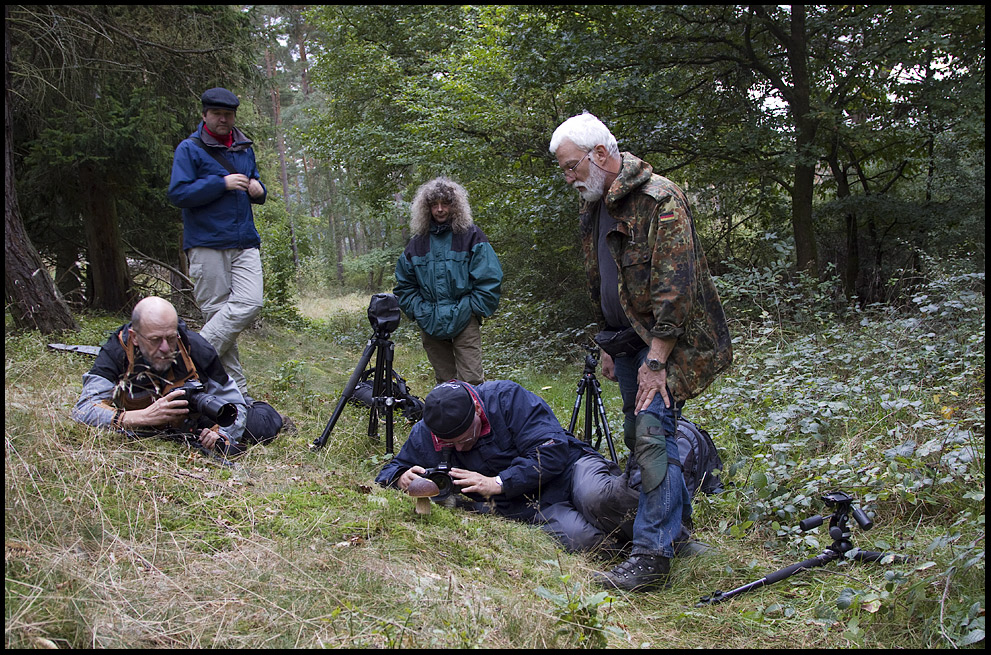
[594,554,671,592]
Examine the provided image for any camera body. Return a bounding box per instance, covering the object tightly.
[423,460,455,501]
[422,446,456,501]
[178,380,238,427]
[367,293,401,337]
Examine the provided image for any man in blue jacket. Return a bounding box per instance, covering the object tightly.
[168,87,267,399]
[376,380,640,553]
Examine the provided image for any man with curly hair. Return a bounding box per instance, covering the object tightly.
[394,177,503,385]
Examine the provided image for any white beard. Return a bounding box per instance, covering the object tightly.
[574,160,608,203]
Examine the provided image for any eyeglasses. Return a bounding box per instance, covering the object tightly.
[134,331,179,348]
[437,419,479,447]
[562,150,592,180]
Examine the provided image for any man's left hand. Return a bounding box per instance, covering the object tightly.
[450,468,502,498]
[636,366,671,412]
[198,428,223,451]
[247,179,265,199]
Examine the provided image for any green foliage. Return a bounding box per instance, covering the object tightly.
[5,257,985,647]
[297,4,984,302]
[535,562,625,648]
[5,3,986,648]
[692,257,984,647]
[716,235,849,326]
[8,4,260,307]
[18,87,185,263]
[254,202,303,324]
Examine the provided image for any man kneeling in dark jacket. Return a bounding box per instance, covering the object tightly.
[376,379,639,552]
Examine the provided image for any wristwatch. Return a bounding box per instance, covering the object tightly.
[645,358,666,372]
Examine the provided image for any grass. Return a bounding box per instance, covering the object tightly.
[5,281,985,649]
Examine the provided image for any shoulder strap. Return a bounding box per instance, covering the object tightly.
[190,136,237,175]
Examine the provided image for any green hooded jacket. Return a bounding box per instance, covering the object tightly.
[394,222,503,340]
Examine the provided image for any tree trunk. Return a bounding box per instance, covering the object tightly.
[786,6,819,274]
[78,163,134,312]
[327,174,345,284]
[4,13,78,333]
[826,148,859,298]
[264,43,300,269]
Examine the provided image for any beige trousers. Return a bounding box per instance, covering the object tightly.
[187,247,264,397]
[420,316,485,385]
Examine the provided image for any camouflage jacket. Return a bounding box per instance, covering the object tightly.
[579,152,732,401]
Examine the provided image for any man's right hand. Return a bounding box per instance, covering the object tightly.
[224,173,251,192]
[397,466,427,492]
[127,388,189,428]
[600,350,617,381]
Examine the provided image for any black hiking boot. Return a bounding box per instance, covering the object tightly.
[594,554,671,592]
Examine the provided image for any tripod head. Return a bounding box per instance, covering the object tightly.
[581,344,600,374]
[798,491,873,555]
[367,293,402,338]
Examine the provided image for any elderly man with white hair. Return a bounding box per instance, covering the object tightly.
[550,112,732,591]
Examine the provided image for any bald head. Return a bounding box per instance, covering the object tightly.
[131,296,178,332]
[130,297,180,372]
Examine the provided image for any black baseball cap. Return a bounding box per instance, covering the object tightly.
[423,381,475,440]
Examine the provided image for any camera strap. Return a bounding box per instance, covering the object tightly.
[115,329,199,410]
[189,136,239,175]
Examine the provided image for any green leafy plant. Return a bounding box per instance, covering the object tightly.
[535,560,625,648]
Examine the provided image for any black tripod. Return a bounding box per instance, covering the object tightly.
[568,345,618,463]
[698,491,907,606]
[312,294,407,454]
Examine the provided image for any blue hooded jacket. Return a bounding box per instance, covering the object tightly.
[168,123,267,251]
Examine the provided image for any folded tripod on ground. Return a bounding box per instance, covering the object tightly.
[311,294,421,455]
[697,491,909,606]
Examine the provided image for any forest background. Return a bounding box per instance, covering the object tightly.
[5,5,985,649]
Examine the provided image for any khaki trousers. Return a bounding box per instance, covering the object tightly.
[187,247,264,396]
[420,316,485,385]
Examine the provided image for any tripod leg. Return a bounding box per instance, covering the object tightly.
[568,379,587,435]
[698,550,840,606]
[589,376,618,463]
[383,341,397,455]
[312,338,377,449]
[585,381,596,446]
[368,337,398,454]
[367,343,386,440]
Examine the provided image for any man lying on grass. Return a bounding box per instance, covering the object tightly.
[72,296,284,458]
[378,379,695,557]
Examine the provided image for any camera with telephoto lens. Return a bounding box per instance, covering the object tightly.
[178,380,238,427]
